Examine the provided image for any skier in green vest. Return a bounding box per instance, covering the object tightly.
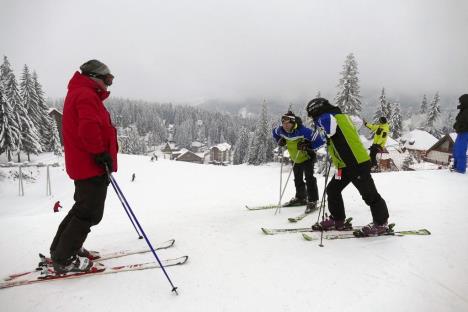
[273,111,325,214]
[305,98,390,236]
[363,117,390,169]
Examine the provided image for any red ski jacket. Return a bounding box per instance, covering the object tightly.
[62,71,118,180]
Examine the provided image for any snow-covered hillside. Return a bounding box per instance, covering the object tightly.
[0,154,467,312]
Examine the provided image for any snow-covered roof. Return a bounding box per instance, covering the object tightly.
[191,141,204,148]
[400,129,437,151]
[175,150,203,160]
[386,136,399,147]
[212,143,231,151]
[48,108,62,115]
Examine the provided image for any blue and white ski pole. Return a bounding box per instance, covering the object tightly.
[106,167,179,295]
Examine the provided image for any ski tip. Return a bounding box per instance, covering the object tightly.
[302,233,316,241]
[288,218,298,223]
[261,228,272,235]
[177,255,189,265]
[419,229,431,235]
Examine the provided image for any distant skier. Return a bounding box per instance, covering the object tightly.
[49,59,117,273]
[453,94,468,174]
[53,201,62,213]
[363,117,390,170]
[132,173,136,182]
[272,111,325,214]
[306,98,389,235]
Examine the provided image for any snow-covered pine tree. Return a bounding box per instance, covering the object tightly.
[232,127,250,165]
[245,130,258,165]
[0,83,21,161]
[334,53,362,116]
[373,88,392,122]
[440,112,454,135]
[49,117,62,155]
[402,153,415,171]
[120,126,146,155]
[174,119,193,149]
[6,66,41,161]
[419,94,428,114]
[20,65,41,128]
[390,102,403,138]
[32,71,56,151]
[247,101,274,165]
[425,92,441,136]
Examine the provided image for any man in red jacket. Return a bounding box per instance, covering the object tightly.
[49,60,118,273]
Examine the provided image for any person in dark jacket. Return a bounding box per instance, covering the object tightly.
[272,111,325,213]
[306,98,389,236]
[453,94,468,174]
[49,60,117,273]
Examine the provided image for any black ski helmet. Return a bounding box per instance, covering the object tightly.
[306,98,333,118]
[379,117,387,124]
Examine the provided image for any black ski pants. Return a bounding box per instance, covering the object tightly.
[50,174,108,264]
[369,144,382,167]
[293,159,319,202]
[326,164,389,225]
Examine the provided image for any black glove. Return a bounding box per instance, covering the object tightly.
[277,137,286,147]
[297,140,311,151]
[94,152,113,170]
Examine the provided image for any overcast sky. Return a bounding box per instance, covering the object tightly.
[1,0,467,105]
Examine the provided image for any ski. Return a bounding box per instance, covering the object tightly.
[325,227,431,240]
[246,204,305,211]
[262,227,312,235]
[302,224,431,240]
[0,256,188,290]
[4,239,176,282]
[288,212,310,223]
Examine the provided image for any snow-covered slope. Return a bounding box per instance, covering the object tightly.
[0,154,467,312]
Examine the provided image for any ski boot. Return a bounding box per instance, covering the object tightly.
[304,201,317,214]
[358,222,390,237]
[283,197,307,207]
[52,255,94,274]
[312,216,353,231]
[77,247,101,260]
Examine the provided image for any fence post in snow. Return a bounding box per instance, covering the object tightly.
[18,165,24,196]
[46,165,52,196]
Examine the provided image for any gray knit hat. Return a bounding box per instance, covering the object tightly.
[80,59,111,76]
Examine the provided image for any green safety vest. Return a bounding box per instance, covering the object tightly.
[328,114,370,169]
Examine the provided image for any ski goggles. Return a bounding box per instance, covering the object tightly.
[97,73,115,86]
[88,72,115,86]
[281,115,296,123]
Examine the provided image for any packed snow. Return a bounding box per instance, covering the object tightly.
[0,154,467,312]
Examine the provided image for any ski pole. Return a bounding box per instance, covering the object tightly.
[106,168,143,240]
[107,170,179,295]
[275,149,300,215]
[317,154,332,248]
[278,147,284,208]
